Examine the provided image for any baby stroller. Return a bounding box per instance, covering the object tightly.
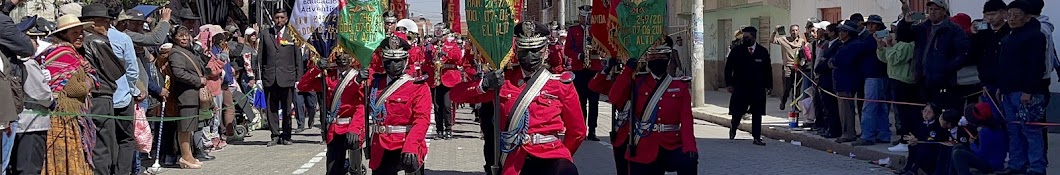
[230,82,265,141]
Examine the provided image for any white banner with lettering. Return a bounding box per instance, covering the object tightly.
[290,0,340,41]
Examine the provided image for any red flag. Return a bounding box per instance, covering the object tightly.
[391,0,408,19]
[590,0,625,58]
[447,0,462,34]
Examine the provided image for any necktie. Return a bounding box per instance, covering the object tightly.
[748,47,754,54]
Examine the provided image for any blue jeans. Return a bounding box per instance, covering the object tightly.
[2,122,17,175]
[861,78,891,142]
[1002,92,1047,173]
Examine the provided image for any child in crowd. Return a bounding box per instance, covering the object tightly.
[896,104,951,175]
[950,102,1008,175]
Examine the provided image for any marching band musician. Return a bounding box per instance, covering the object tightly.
[430,25,466,140]
[366,36,433,175]
[384,11,398,34]
[588,54,628,175]
[450,21,586,175]
[395,19,428,79]
[547,29,569,73]
[296,50,369,175]
[608,36,698,175]
[567,6,606,141]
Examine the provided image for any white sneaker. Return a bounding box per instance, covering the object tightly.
[888,143,909,152]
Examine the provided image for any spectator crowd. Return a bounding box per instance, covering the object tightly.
[761,0,1054,174]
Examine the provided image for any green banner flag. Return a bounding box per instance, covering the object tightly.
[338,0,386,69]
[616,0,667,60]
[465,0,519,69]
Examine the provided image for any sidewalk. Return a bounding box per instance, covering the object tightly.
[690,90,911,170]
[692,90,1060,172]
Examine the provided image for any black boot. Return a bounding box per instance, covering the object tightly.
[729,128,737,140]
[587,131,600,141]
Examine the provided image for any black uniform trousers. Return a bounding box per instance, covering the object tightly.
[89,96,137,175]
[573,70,599,135]
[611,140,629,175]
[432,86,453,133]
[520,156,579,175]
[326,133,364,175]
[373,149,424,175]
[266,85,295,141]
[477,102,496,172]
[730,88,766,140]
[628,148,698,175]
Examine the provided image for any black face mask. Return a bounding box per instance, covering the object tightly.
[383,59,407,78]
[517,47,545,71]
[647,58,668,77]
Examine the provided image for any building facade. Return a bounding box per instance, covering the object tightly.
[700,0,791,94]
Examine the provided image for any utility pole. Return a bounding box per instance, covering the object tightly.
[558,0,565,25]
[691,0,706,107]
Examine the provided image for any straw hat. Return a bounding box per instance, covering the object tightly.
[50,15,95,36]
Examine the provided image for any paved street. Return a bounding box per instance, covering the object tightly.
[147,103,891,175]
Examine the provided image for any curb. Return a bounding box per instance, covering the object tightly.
[690,109,908,170]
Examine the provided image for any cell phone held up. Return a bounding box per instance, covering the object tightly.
[973,19,989,31]
[775,25,786,35]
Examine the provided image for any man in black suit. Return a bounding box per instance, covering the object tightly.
[259,9,303,146]
[724,26,773,146]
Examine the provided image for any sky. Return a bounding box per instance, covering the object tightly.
[406,0,462,23]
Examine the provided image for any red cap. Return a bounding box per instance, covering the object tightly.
[950,13,972,34]
[972,102,993,121]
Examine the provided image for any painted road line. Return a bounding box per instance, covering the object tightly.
[292,151,327,174]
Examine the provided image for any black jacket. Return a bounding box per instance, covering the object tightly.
[998,21,1049,94]
[971,25,1010,87]
[898,19,971,90]
[82,31,126,96]
[724,43,773,90]
[259,26,302,88]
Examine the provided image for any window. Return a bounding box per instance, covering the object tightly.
[718,19,733,57]
[819,7,842,23]
[751,16,771,44]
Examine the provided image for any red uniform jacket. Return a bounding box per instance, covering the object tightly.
[548,42,568,73]
[409,45,428,77]
[449,71,586,175]
[607,68,698,164]
[462,48,479,82]
[566,25,604,72]
[295,64,367,144]
[366,76,433,169]
[587,69,614,94]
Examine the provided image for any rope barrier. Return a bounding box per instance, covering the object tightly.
[23,89,257,122]
[793,69,983,107]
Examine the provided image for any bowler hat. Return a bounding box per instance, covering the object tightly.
[840,20,859,32]
[80,4,113,19]
[177,8,200,20]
